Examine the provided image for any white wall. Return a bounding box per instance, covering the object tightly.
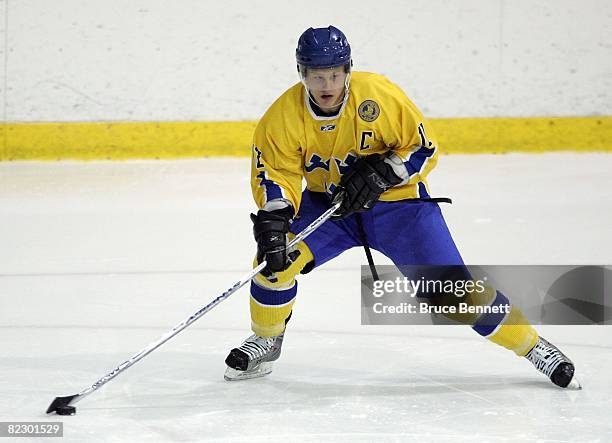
[2,0,611,122]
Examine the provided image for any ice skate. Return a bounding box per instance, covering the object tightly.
[224,333,284,381]
[525,337,581,389]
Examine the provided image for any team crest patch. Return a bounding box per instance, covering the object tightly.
[320,124,336,131]
[358,100,380,122]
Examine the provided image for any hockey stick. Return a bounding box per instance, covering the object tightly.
[46,202,341,415]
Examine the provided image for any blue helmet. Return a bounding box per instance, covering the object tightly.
[296,26,351,70]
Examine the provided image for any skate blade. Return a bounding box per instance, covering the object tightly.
[224,361,273,381]
[566,374,582,390]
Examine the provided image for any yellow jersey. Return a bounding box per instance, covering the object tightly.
[250,71,439,213]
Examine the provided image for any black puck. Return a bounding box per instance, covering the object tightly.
[56,405,76,416]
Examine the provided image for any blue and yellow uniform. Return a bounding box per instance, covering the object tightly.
[251,72,438,212]
[248,72,538,358]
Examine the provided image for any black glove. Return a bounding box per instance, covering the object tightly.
[251,206,296,276]
[332,153,403,219]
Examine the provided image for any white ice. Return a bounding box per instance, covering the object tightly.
[1,154,611,442]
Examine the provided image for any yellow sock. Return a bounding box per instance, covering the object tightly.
[487,306,539,356]
[250,294,295,337]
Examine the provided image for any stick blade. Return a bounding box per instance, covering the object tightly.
[46,394,78,414]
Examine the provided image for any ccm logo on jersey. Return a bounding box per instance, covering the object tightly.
[320,124,336,132]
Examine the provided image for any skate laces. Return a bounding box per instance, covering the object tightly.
[238,334,282,360]
[526,337,568,379]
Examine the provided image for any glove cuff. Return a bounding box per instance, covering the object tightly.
[251,208,293,240]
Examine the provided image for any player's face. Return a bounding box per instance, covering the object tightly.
[303,66,347,112]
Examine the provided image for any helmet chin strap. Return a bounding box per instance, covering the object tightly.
[339,72,351,108]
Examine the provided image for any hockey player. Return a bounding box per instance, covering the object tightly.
[224,25,579,389]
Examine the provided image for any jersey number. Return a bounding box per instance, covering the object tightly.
[253,144,264,169]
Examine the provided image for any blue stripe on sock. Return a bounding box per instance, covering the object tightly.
[251,280,298,306]
[472,291,511,337]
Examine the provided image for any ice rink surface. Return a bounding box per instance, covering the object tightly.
[1,154,612,442]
